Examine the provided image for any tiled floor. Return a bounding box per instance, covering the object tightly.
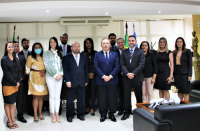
[5,89,174,131]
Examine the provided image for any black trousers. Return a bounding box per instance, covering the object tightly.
[16,81,33,116]
[117,79,124,112]
[66,86,85,118]
[98,84,117,117]
[124,81,142,115]
[85,77,96,109]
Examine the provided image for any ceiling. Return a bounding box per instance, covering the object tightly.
[0,0,199,22]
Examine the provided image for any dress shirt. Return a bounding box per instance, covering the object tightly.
[61,43,68,55]
[23,50,28,60]
[127,47,136,76]
[16,53,19,59]
[102,50,113,79]
[72,52,80,67]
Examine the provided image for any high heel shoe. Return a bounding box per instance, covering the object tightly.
[12,121,19,128]
[38,114,45,120]
[34,116,39,123]
[56,116,61,123]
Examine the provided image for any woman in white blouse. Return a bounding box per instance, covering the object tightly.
[43,37,63,123]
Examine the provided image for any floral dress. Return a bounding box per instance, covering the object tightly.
[25,55,48,95]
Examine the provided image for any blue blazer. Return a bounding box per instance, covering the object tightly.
[58,44,72,55]
[94,50,120,85]
[62,53,89,88]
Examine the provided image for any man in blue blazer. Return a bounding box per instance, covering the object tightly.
[94,38,120,122]
[62,42,89,122]
[59,33,72,56]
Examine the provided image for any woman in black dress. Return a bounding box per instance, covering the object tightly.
[173,37,192,101]
[1,42,21,129]
[81,38,97,116]
[155,37,174,100]
[140,41,158,102]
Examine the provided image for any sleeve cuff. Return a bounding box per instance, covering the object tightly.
[53,74,58,78]
[102,75,105,79]
[109,75,113,78]
[66,82,71,84]
[59,72,63,76]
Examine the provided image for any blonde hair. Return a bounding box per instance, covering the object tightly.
[157,37,169,53]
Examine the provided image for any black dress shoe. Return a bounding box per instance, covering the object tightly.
[121,114,129,120]
[67,117,73,122]
[85,111,89,114]
[118,111,124,115]
[109,116,117,122]
[77,116,85,121]
[91,113,95,116]
[17,117,27,123]
[100,117,106,122]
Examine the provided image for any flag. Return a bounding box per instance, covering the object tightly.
[13,25,16,41]
[133,23,138,47]
[17,36,20,52]
[125,22,129,49]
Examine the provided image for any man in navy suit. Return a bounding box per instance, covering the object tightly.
[94,38,120,122]
[62,42,89,122]
[120,35,145,120]
[59,33,72,55]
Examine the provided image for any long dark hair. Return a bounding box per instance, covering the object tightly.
[173,37,187,54]
[31,42,44,60]
[140,41,151,54]
[83,38,95,53]
[48,37,62,59]
[4,42,17,59]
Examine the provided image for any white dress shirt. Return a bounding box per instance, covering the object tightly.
[61,44,68,55]
[72,52,80,67]
[23,50,28,60]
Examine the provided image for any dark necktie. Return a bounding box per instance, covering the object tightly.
[106,52,109,64]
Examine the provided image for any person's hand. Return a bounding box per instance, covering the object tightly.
[89,73,94,79]
[56,74,62,81]
[166,76,173,84]
[66,82,71,88]
[16,82,20,87]
[151,77,156,84]
[127,73,134,79]
[85,83,88,86]
[188,76,192,81]
[21,78,23,80]
[103,76,111,82]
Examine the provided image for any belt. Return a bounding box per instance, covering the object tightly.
[31,69,45,73]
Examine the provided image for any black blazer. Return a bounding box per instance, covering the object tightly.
[142,52,158,78]
[62,53,89,88]
[120,48,145,82]
[81,50,97,74]
[1,56,21,86]
[173,49,192,77]
[115,49,123,81]
[18,50,31,83]
[59,44,72,55]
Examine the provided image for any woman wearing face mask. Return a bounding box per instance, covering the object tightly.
[43,37,63,123]
[25,42,48,123]
[173,37,192,101]
[154,37,174,100]
[1,42,21,129]
[140,41,158,102]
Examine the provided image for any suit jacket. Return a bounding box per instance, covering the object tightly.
[62,52,89,88]
[173,49,192,77]
[94,50,120,85]
[1,56,21,86]
[110,45,118,52]
[18,50,31,83]
[59,44,72,55]
[120,48,145,82]
[115,49,123,83]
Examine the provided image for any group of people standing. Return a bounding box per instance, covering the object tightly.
[1,32,192,129]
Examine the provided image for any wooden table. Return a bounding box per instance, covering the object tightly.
[136,100,190,113]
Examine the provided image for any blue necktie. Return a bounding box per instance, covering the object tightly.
[106,52,109,64]
[130,49,133,63]
[63,45,66,55]
[75,55,78,66]
[130,49,133,55]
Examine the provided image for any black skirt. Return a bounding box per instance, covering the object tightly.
[174,65,190,94]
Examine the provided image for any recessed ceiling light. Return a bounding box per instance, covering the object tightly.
[158,11,161,13]
[46,10,49,13]
[105,12,109,15]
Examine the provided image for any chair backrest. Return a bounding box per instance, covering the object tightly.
[154,102,200,131]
